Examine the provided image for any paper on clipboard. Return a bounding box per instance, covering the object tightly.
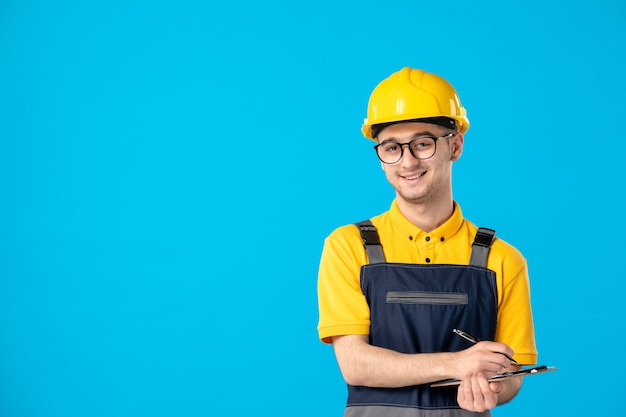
[430,365,558,388]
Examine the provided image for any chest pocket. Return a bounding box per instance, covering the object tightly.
[386,291,468,305]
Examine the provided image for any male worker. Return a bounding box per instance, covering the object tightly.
[317,67,537,416]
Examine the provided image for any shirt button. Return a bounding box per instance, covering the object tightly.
[440,237,445,242]
[425,236,430,242]
[425,258,431,263]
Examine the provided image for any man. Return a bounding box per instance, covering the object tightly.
[317,67,537,416]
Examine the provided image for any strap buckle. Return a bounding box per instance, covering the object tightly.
[473,228,496,247]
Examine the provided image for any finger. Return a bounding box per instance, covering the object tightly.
[471,343,512,372]
[484,353,512,373]
[481,341,515,360]
[457,374,473,406]
[471,374,485,405]
[489,381,503,394]
[477,374,497,410]
[479,360,506,378]
[491,342,515,360]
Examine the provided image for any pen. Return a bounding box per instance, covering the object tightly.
[452,328,519,366]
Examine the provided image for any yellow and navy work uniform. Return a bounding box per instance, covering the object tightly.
[317,201,537,417]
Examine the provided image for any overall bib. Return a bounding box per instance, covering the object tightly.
[345,221,498,417]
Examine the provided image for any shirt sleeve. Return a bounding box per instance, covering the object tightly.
[492,243,538,366]
[317,226,372,344]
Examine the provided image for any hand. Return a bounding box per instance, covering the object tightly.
[454,341,514,378]
[457,373,503,412]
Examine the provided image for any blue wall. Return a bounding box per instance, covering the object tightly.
[1,1,625,416]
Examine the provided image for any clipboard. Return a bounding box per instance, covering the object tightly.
[430,365,558,388]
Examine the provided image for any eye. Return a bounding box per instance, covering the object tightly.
[411,138,435,150]
[382,143,400,152]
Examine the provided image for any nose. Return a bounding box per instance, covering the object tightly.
[399,144,420,166]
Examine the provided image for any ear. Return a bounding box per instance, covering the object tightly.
[450,133,464,162]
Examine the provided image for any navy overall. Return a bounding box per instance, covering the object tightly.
[345,221,498,417]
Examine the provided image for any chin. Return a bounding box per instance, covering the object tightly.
[398,192,430,205]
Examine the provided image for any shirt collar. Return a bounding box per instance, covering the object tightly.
[389,199,464,242]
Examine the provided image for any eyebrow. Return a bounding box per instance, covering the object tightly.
[379,131,439,144]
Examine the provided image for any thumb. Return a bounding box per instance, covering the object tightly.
[489,381,504,394]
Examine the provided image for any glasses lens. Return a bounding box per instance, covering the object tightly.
[410,137,436,159]
[377,142,402,163]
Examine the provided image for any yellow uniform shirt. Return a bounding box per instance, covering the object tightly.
[317,200,538,366]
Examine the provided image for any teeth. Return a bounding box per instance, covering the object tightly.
[404,172,425,180]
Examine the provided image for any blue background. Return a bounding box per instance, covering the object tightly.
[1,1,625,416]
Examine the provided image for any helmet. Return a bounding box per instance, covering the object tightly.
[361,67,469,141]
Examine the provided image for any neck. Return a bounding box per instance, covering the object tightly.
[396,195,455,232]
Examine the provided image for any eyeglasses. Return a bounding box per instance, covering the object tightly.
[373,132,456,164]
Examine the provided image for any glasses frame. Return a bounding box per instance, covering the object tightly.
[373,131,456,164]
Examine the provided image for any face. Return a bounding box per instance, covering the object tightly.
[376,122,463,207]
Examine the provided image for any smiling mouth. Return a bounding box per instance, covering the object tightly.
[402,172,426,181]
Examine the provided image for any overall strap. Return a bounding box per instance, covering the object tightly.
[355,220,386,264]
[469,227,496,267]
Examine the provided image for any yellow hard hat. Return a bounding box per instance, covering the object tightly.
[361,67,469,141]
